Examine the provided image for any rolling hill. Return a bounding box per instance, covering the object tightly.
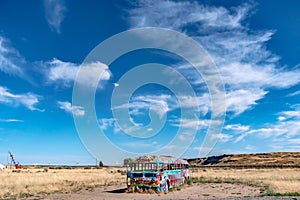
[187,152,300,167]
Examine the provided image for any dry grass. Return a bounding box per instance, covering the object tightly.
[188,152,300,166]
[1,167,300,199]
[0,167,126,199]
[190,168,300,194]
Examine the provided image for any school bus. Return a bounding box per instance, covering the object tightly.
[126,155,189,192]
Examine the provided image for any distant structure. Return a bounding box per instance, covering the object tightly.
[8,151,23,169]
[0,164,5,170]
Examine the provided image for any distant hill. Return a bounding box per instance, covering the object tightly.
[187,152,300,167]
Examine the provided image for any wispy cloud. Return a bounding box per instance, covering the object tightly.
[0,36,24,77]
[228,124,286,143]
[99,118,115,130]
[226,89,268,116]
[112,94,174,127]
[46,58,111,88]
[129,0,249,30]
[271,136,300,152]
[129,94,173,119]
[44,0,67,33]
[121,140,161,148]
[98,118,121,133]
[47,58,78,87]
[128,0,300,116]
[210,133,232,143]
[286,90,300,97]
[169,118,209,129]
[245,145,256,151]
[224,124,250,132]
[0,86,42,111]
[230,105,300,145]
[0,119,23,123]
[57,101,85,116]
[279,110,300,119]
[114,93,210,123]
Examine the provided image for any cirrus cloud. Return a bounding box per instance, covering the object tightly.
[0,86,42,111]
[44,0,67,33]
[57,101,85,116]
[128,0,300,116]
[0,36,24,77]
[47,58,111,88]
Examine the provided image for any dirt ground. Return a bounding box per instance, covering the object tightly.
[35,183,261,200]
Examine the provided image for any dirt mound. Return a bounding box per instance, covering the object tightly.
[187,152,300,167]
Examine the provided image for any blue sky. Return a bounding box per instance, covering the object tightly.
[0,0,300,165]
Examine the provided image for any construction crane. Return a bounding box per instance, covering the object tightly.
[8,151,23,169]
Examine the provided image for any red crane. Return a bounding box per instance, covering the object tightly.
[8,151,23,169]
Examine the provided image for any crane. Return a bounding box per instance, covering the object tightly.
[8,151,23,169]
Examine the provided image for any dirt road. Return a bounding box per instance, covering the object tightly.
[38,183,263,200]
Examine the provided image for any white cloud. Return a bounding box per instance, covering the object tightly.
[99,118,115,130]
[279,110,300,119]
[286,90,300,97]
[270,137,300,152]
[180,94,210,116]
[113,94,174,121]
[234,134,247,143]
[210,133,232,143]
[44,0,67,33]
[76,62,111,88]
[128,0,300,117]
[0,36,24,76]
[131,94,172,119]
[129,0,249,30]
[47,58,111,88]
[57,101,85,116]
[233,105,300,144]
[121,141,161,148]
[115,93,210,122]
[0,86,42,111]
[220,62,273,88]
[278,116,286,121]
[111,92,211,133]
[226,89,268,116]
[98,118,121,133]
[224,124,250,132]
[0,119,23,123]
[219,110,300,144]
[245,145,256,151]
[105,93,209,134]
[48,58,78,84]
[169,118,209,129]
[235,126,288,143]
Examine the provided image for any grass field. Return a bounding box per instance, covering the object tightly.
[0,167,300,199]
[0,167,126,199]
[190,168,300,194]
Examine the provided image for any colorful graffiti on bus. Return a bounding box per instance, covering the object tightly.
[126,155,190,192]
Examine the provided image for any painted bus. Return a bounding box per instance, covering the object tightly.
[126,156,189,192]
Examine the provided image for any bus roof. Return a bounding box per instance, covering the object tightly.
[134,155,189,165]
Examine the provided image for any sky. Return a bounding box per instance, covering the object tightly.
[0,0,300,165]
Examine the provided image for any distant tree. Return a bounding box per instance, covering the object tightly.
[123,158,133,166]
[99,160,104,167]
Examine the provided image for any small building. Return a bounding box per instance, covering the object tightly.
[0,164,5,170]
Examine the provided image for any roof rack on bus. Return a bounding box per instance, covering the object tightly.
[126,156,189,172]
